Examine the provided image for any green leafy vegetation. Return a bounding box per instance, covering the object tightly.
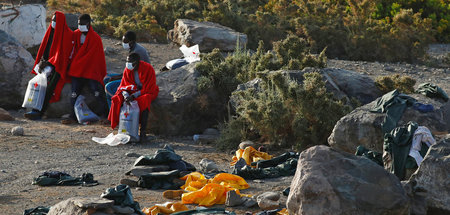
[48,0,445,62]
[375,74,417,93]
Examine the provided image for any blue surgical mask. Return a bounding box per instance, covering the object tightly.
[126,62,134,70]
[122,42,130,50]
[78,25,88,32]
[51,21,56,29]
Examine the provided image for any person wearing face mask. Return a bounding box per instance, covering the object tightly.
[24,11,73,120]
[63,14,107,124]
[104,31,151,109]
[108,53,159,143]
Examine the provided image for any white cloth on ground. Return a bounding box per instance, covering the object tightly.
[92,133,131,146]
[409,126,436,166]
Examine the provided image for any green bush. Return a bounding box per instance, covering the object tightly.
[375,74,417,93]
[224,71,351,150]
[48,0,443,62]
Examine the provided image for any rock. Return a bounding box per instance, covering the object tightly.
[0,4,46,48]
[226,190,245,207]
[321,68,382,105]
[64,13,79,31]
[168,19,247,52]
[256,192,280,210]
[286,145,409,215]
[199,158,219,173]
[193,134,218,144]
[257,192,280,202]
[328,94,449,153]
[125,165,170,177]
[257,197,279,211]
[48,197,115,215]
[11,126,24,136]
[402,181,427,215]
[0,108,14,121]
[149,63,227,135]
[0,30,34,109]
[239,141,255,150]
[408,139,450,213]
[242,197,258,208]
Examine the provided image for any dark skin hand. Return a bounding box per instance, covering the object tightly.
[122,36,136,49]
[78,19,90,35]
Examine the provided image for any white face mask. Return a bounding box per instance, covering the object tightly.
[51,21,56,29]
[122,42,130,50]
[78,25,88,32]
[126,62,134,70]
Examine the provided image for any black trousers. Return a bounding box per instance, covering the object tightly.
[70,77,108,118]
[140,108,149,134]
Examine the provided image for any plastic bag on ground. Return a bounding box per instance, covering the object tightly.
[179,44,200,63]
[118,101,140,141]
[92,132,131,146]
[74,95,100,124]
[22,73,47,111]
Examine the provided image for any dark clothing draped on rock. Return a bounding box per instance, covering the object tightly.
[370,89,417,134]
[416,82,449,102]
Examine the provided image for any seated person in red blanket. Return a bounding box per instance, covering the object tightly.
[24,11,73,120]
[108,53,159,143]
[63,14,107,124]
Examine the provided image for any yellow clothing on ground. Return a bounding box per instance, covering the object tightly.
[179,172,249,206]
[142,202,189,215]
[231,146,273,167]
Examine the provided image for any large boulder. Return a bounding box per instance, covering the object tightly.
[230,68,382,112]
[168,19,247,52]
[0,4,46,48]
[0,30,34,109]
[407,139,450,214]
[149,63,226,136]
[286,145,409,215]
[328,94,449,153]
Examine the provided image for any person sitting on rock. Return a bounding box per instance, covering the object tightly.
[104,31,151,109]
[63,14,108,124]
[24,11,73,120]
[108,53,159,143]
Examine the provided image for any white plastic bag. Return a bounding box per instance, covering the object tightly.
[74,95,100,124]
[118,101,140,141]
[92,133,131,146]
[179,44,200,63]
[22,73,47,111]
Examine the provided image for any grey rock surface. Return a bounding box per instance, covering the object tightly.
[287,145,409,215]
[168,19,247,52]
[328,94,449,153]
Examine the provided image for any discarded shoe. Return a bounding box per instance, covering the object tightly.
[119,178,138,187]
[163,189,185,199]
[24,110,42,120]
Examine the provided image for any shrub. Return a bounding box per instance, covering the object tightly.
[225,71,351,150]
[375,74,417,93]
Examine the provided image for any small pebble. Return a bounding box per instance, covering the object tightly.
[11,126,24,136]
